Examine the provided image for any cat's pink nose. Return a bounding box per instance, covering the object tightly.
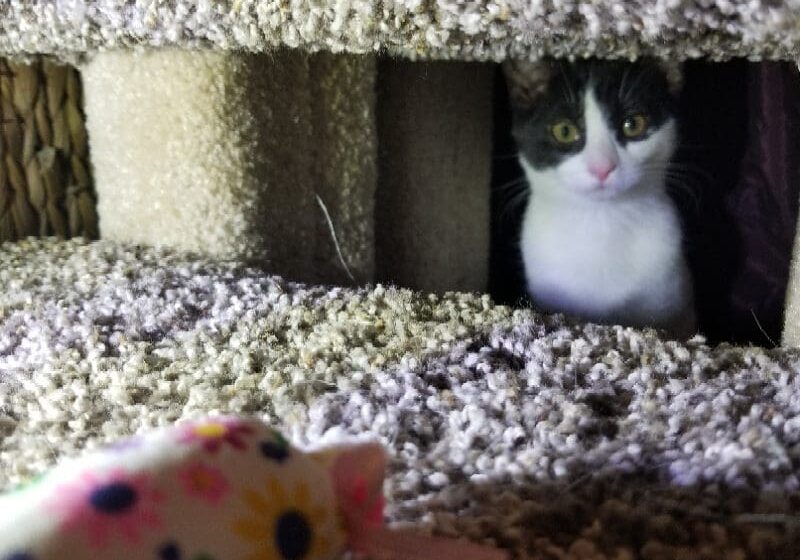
[589,163,616,182]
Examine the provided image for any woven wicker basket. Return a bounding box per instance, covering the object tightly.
[0,58,96,242]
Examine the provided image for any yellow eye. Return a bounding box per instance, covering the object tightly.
[550,120,581,144]
[622,113,649,138]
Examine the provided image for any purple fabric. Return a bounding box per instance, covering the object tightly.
[727,63,800,343]
[679,61,800,345]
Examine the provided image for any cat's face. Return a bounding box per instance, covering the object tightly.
[505,59,680,200]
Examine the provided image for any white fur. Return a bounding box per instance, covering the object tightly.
[520,91,696,338]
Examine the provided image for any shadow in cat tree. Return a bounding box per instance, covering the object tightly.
[490,60,800,346]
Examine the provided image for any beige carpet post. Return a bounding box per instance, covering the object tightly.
[81,49,376,285]
[310,54,377,285]
[375,60,493,294]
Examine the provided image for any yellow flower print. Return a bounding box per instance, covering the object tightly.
[232,478,334,560]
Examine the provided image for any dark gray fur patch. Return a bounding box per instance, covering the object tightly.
[509,59,678,169]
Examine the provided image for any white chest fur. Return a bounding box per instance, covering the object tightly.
[520,188,695,335]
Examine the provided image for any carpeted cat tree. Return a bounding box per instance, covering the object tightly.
[3,2,800,559]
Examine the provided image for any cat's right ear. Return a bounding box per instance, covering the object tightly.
[502,59,552,109]
[655,60,684,96]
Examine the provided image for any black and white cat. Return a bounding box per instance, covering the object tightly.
[504,59,696,338]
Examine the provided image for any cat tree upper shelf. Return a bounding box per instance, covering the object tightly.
[1,1,798,61]
[3,0,800,344]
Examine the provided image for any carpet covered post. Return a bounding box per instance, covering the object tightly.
[81,49,376,285]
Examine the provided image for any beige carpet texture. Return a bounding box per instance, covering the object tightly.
[3,2,800,556]
[0,1,799,62]
[82,49,376,285]
[3,239,800,559]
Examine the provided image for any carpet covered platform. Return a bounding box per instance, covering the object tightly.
[2,239,800,558]
[2,1,800,61]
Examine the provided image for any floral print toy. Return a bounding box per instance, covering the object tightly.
[0,416,506,560]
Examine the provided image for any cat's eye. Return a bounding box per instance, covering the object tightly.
[550,120,581,144]
[622,113,649,138]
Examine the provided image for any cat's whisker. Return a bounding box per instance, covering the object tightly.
[558,60,577,105]
[641,163,715,186]
[619,65,632,104]
[667,179,702,204]
[497,189,530,221]
[495,190,528,205]
[499,204,527,224]
[620,65,649,105]
[493,152,523,162]
[666,161,715,172]
[662,168,711,182]
[664,174,713,195]
[497,189,529,205]
[665,176,704,212]
[494,177,528,193]
[664,168,710,182]
[497,183,529,204]
[663,168,709,184]
[642,160,710,172]
[675,143,715,151]
[666,182,704,202]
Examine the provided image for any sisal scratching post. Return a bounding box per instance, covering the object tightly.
[81,49,375,284]
[0,58,95,242]
[376,60,493,294]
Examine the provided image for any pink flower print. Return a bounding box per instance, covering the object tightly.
[50,469,163,549]
[178,462,230,505]
[178,419,255,453]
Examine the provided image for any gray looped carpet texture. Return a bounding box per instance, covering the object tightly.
[2,239,800,559]
[1,1,799,61]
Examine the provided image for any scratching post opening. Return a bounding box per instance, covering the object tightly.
[491,59,800,346]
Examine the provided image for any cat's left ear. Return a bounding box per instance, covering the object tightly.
[656,59,684,96]
[310,442,387,525]
[502,59,552,109]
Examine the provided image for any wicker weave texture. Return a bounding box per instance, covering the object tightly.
[0,58,96,242]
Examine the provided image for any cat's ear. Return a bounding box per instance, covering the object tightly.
[655,59,684,96]
[310,442,387,524]
[502,59,552,109]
